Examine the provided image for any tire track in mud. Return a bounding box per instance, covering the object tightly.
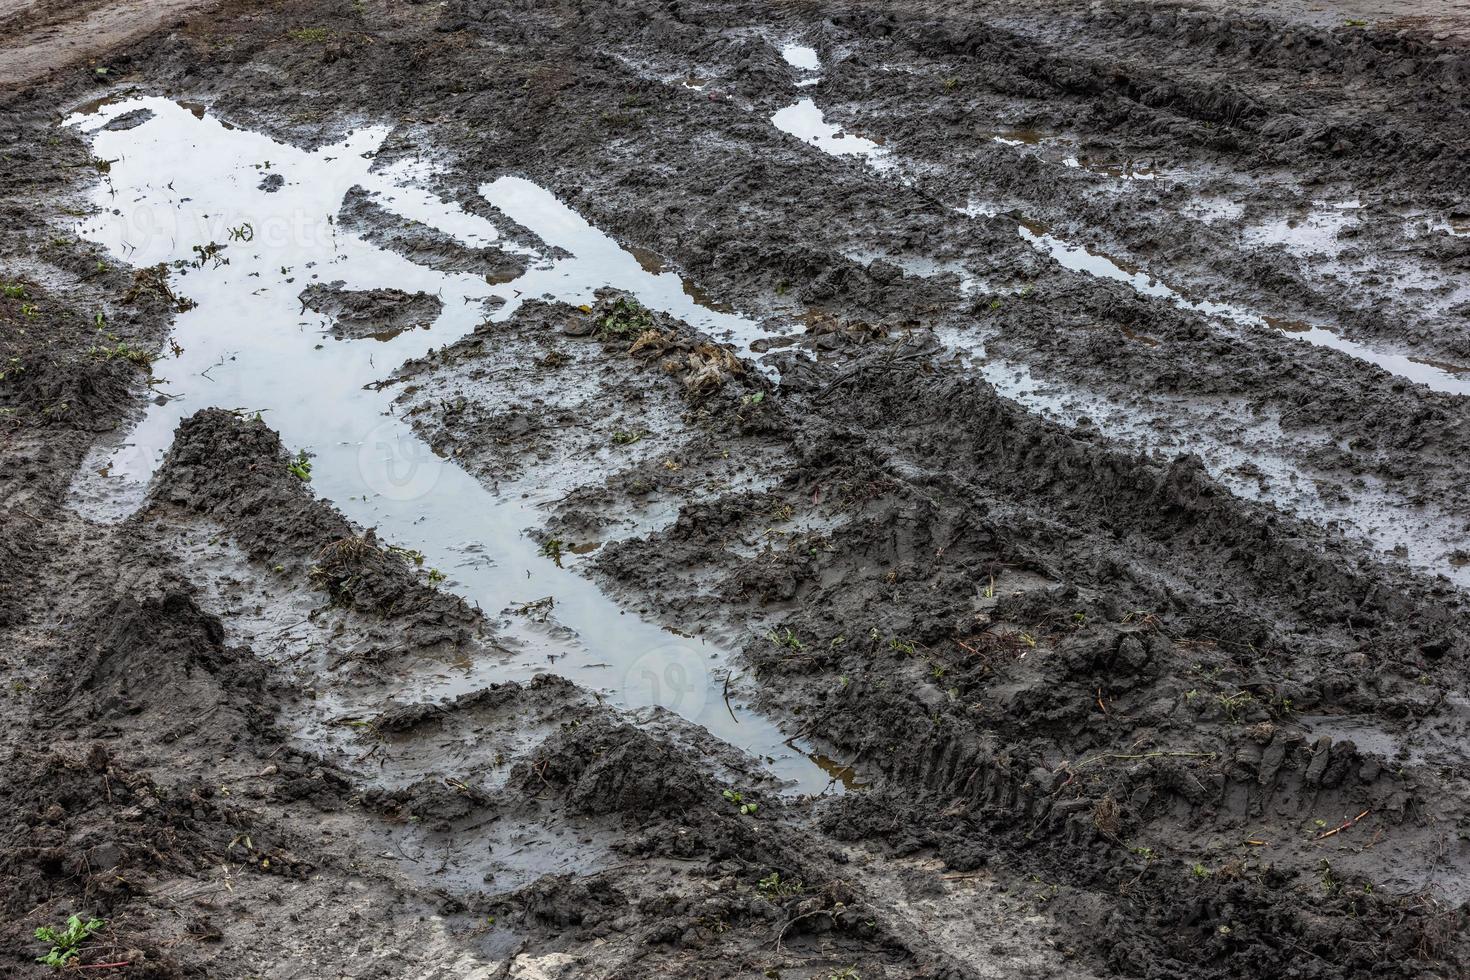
[617,35,1470,586]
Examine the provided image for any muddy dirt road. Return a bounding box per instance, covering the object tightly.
[2,1,1468,977]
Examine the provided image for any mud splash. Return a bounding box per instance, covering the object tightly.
[67,96,833,791]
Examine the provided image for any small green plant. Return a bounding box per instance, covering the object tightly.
[611,428,646,446]
[829,967,861,980]
[1191,863,1211,879]
[288,26,330,42]
[387,545,426,566]
[741,391,765,407]
[766,627,804,651]
[21,302,40,318]
[1217,691,1255,724]
[228,222,255,242]
[34,914,104,968]
[287,449,312,481]
[540,538,564,566]
[89,341,152,369]
[889,637,916,656]
[757,871,804,898]
[596,296,654,338]
[942,76,959,91]
[427,568,446,585]
[721,788,758,815]
[2,283,25,299]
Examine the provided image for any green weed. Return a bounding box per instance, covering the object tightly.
[611,429,646,446]
[721,788,758,816]
[540,538,564,567]
[757,871,804,898]
[387,545,426,566]
[287,449,312,481]
[766,627,804,651]
[34,914,104,968]
[597,296,654,338]
[2,283,24,299]
[1217,691,1255,724]
[288,27,330,42]
[88,342,152,369]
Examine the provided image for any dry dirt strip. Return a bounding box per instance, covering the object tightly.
[0,0,217,88]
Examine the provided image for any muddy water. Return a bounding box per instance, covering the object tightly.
[1013,221,1470,397]
[940,330,1470,584]
[771,99,891,166]
[775,91,1470,396]
[780,41,822,89]
[67,97,833,792]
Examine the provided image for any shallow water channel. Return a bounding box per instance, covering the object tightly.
[69,96,835,792]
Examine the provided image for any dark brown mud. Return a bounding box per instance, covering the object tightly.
[2,0,1469,978]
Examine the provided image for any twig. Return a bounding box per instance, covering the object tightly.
[722,670,738,724]
[1314,809,1370,841]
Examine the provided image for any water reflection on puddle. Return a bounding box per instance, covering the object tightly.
[68,96,834,793]
[1013,220,1470,396]
[771,99,891,166]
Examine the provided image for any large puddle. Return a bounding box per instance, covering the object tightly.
[68,96,834,792]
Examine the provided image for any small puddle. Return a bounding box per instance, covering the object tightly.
[1013,220,1470,396]
[939,329,1470,585]
[771,99,891,166]
[780,42,822,87]
[981,126,1168,181]
[67,96,834,794]
[1062,155,1165,181]
[1243,200,1361,256]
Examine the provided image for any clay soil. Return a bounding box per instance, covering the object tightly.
[2,1,1470,977]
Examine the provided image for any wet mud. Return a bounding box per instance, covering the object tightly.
[2,0,1470,977]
